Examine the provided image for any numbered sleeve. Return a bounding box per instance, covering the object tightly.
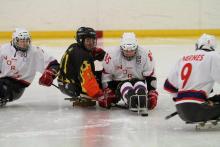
[142,50,156,77]
[102,53,114,83]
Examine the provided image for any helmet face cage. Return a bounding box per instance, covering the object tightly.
[12,28,31,52]
[120,32,138,60]
[196,34,216,51]
[76,27,97,50]
[120,45,137,61]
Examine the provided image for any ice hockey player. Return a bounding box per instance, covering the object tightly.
[0,28,59,107]
[57,27,110,107]
[164,34,220,123]
[102,32,158,112]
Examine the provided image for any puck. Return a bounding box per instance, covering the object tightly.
[141,113,148,117]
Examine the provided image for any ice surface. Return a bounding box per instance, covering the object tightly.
[0,38,220,147]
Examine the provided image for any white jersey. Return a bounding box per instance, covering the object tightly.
[0,43,56,85]
[164,50,220,104]
[102,46,156,83]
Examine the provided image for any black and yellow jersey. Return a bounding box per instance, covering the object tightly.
[58,43,105,98]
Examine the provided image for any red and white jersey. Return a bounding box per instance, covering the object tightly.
[164,50,220,104]
[0,43,56,85]
[102,46,156,83]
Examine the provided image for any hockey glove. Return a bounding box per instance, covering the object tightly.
[92,47,106,61]
[103,87,119,104]
[95,90,110,108]
[147,90,158,110]
[39,69,56,86]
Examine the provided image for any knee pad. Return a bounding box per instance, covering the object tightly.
[120,82,134,104]
[134,81,147,94]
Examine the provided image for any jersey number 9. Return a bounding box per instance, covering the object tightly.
[181,63,192,89]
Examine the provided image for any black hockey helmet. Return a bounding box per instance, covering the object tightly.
[76,27,97,47]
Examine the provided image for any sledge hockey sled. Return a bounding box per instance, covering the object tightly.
[186,118,220,130]
[65,94,96,107]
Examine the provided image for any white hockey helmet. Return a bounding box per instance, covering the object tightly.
[196,33,216,51]
[120,32,138,60]
[12,28,31,52]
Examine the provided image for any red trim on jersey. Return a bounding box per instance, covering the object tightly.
[148,69,154,77]
[175,97,205,102]
[164,87,176,93]
[164,79,178,93]
[46,60,59,70]
[178,90,207,97]
[174,90,207,104]
[11,77,30,87]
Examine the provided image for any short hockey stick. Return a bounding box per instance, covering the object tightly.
[52,83,59,89]
[165,111,178,120]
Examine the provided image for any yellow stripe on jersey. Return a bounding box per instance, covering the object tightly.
[60,52,69,74]
[64,54,69,74]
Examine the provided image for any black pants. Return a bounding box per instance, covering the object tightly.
[58,82,81,97]
[107,79,145,98]
[108,79,145,104]
[176,102,220,122]
[58,70,103,98]
[0,77,26,102]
